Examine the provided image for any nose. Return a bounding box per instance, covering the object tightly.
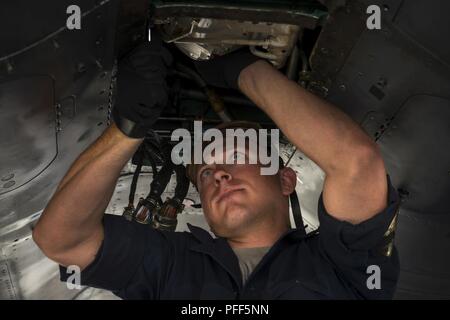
[213,167,232,186]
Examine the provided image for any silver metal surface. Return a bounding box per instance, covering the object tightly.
[0,0,119,299]
[281,143,323,232]
[0,76,56,196]
[157,17,300,68]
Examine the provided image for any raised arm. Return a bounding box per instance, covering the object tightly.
[238,60,388,224]
[33,125,142,269]
[33,33,172,269]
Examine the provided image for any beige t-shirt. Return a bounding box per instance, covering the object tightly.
[232,247,271,285]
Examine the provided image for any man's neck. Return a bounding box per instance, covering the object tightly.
[226,224,289,249]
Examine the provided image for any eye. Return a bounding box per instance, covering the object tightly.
[228,150,246,163]
[199,167,213,180]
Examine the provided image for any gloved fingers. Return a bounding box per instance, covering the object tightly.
[194,47,260,90]
[112,27,172,137]
[134,88,168,116]
[120,33,173,76]
[160,45,174,67]
[118,60,170,85]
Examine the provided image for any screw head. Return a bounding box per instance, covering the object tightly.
[3,180,15,188]
[1,173,14,181]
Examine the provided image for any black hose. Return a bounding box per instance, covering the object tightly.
[147,140,175,200]
[148,161,174,199]
[143,146,159,177]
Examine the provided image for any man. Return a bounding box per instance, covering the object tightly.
[33,30,400,299]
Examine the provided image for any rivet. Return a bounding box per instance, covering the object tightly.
[377,77,387,88]
[3,180,15,188]
[6,61,13,73]
[1,173,14,181]
[77,63,86,73]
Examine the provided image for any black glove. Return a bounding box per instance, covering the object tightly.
[194,48,260,90]
[113,31,173,138]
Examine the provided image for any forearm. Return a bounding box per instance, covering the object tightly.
[34,124,142,254]
[239,60,378,175]
[239,60,388,223]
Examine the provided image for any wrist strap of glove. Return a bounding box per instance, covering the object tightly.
[112,108,148,139]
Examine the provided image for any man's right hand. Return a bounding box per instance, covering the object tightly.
[113,30,173,138]
[194,48,260,90]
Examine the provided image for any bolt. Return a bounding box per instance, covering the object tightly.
[3,180,15,188]
[377,77,387,88]
[398,188,410,199]
[339,84,346,91]
[6,61,13,73]
[77,63,86,73]
[1,173,14,181]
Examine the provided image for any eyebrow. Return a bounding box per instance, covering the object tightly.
[203,145,251,162]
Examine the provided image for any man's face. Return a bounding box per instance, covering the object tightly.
[196,145,293,238]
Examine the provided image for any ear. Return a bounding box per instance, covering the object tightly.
[278,167,297,196]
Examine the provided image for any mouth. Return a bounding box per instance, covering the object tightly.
[215,187,245,204]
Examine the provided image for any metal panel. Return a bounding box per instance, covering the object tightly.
[378,95,450,215]
[0,0,98,57]
[310,0,450,299]
[0,0,119,242]
[0,76,56,196]
[151,0,327,28]
[0,0,120,300]
[395,0,450,66]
